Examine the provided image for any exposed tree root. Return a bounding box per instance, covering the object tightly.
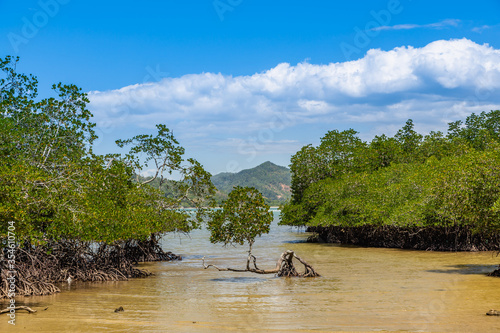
[202,250,320,277]
[0,238,180,299]
[123,235,182,263]
[308,225,500,277]
[307,225,500,251]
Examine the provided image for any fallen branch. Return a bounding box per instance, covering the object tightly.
[202,250,320,277]
[0,306,37,314]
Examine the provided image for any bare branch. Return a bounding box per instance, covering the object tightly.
[0,306,37,314]
[202,250,320,277]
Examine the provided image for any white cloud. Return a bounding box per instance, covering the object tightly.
[472,23,500,33]
[89,38,500,171]
[472,25,491,33]
[372,19,461,31]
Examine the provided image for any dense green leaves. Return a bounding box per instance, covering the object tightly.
[282,111,500,235]
[0,56,215,246]
[297,149,500,232]
[290,129,368,204]
[447,110,500,150]
[116,124,184,184]
[208,186,273,249]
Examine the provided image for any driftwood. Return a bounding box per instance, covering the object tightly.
[202,250,320,277]
[0,306,37,314]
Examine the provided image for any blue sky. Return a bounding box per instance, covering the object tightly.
[1,0,500,175]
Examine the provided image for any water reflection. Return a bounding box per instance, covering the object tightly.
[210,277,269,283]
[428,264,498,275]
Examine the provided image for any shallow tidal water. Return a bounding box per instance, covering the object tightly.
[3,211,500,332]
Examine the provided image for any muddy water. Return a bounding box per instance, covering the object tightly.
[3,212,500,332]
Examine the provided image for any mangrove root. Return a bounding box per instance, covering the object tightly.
[202,250,320,277]
[307,225,500,251]
[0,238,180,299]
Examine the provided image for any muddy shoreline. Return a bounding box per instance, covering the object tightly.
[0,241,182,300]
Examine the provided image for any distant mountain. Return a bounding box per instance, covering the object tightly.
[211,161,291,205]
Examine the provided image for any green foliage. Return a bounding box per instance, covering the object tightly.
[394,119,423,163]
[0,56,215,245]
[290,129,369,204]
[116,124,184,181]
[117,124,216,218]
[447,110,500,150]
[299,149,500,233]
[208,186,273,249]
[290,144,322,203]
[282,111,500,234]
[367,134,400,170]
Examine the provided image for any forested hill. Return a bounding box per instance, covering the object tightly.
[212,161,291,204]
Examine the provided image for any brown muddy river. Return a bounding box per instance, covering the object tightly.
[3,211,500,332]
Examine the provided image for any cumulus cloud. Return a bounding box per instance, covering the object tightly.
[89,38,500,166]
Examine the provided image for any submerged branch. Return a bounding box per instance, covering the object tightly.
[0,306,37,314]
[202,250,320,277]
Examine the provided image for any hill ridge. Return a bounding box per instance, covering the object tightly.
[211,161,291,204]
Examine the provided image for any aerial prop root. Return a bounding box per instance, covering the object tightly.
[202,250,320,277]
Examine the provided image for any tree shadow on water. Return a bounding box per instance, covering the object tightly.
[282,240,307,244]
[428,264,498,275]
[210,277,269,283]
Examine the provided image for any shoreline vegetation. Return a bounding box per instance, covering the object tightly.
[0,56,215,299]
[306,225,500,252]
[280,111,500,275]
[2,52,500,304]
[1,241,182,299]
[0,56,290,302]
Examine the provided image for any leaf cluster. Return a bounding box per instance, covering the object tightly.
[0,56,215,245]
[282,111,500,234]
[208,186,273,248]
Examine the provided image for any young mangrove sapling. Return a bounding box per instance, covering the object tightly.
[203,186,319,277]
